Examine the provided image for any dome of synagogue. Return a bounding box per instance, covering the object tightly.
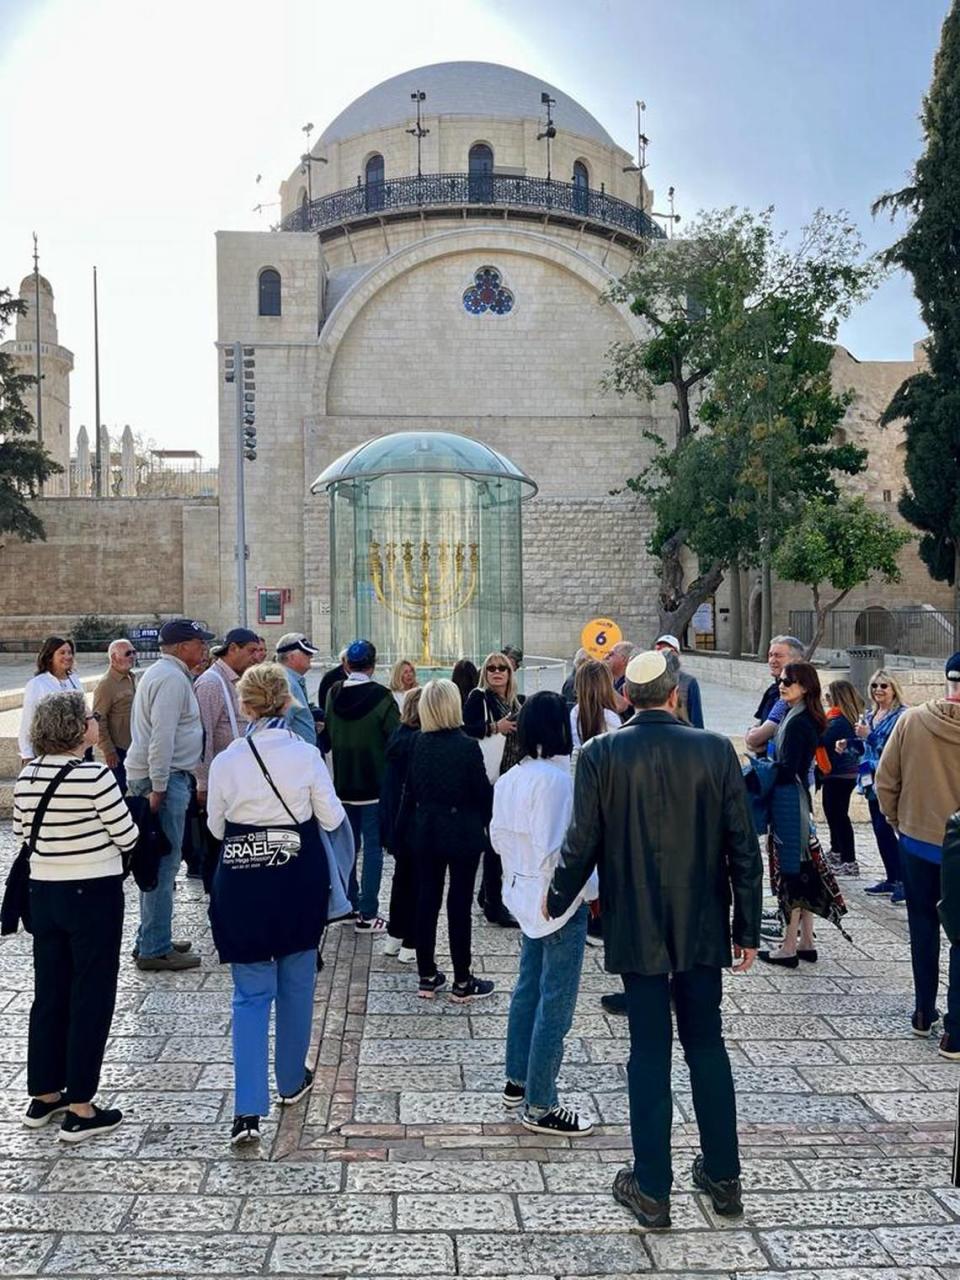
[312,430,537,496]
[318,61,616,148]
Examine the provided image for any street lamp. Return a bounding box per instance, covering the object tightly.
[537,91,557,181]
[406,90,429,180]
[651,186,682,238]
[299,121,328,205]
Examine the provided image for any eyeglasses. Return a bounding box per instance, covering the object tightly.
[86,712,102,723]
[870,683,890,691]
[119,650,136,658]
[778,677,795,687]
[486,665,509,674]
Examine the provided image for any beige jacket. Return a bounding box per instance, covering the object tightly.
[93,667,136,755]
[876,699,960,847]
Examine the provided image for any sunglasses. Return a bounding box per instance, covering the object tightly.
[870,683,890,691]
[486,665,509,674]
[778,676,795,687]
[119,650,136,658]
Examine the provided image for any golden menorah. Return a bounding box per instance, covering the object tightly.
[369,538,480,664]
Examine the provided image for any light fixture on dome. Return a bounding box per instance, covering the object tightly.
[537,92,557,181]
[406,90,429,180]
[651,184,681,238]
[298,122,328,212]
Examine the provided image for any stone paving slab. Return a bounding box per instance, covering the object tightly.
[1,822,960,1277]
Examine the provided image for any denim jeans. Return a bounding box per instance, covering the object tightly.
[900,849,960,1037]
[231,948,316,1116]
[110,746,128,796]
[623,965,740,1201]
[346,802,383,920]
[868,795,901,884]
[129,770,191,958]
[505,905,587,1116]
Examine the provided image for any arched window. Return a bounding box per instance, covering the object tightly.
[365,153,385,212]
[258,268,281,317]
[572,160,589,214]
[468,143,494,203]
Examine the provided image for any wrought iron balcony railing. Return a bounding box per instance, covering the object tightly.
[281,171,666,241]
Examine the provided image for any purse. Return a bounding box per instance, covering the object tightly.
[1,761,77,936]
[478,697,506,785]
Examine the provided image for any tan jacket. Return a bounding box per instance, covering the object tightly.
[93,667,136,756]
[876,699,960,847]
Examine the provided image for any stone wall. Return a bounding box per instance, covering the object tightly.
[0,497,220,638]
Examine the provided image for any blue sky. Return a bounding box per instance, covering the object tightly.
[0,0,949,458]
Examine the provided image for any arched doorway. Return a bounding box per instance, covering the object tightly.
[468,143,494,203]
[365,154,385,212]
[572,160,589,214]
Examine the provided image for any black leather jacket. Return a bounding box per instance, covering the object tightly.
[547,710,762,975]
[940,811,960,944]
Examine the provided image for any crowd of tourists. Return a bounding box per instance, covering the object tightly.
[7,619,960,1230]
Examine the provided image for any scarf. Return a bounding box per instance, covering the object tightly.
[814,706,842,777]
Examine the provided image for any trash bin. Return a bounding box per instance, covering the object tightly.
[847,645,885,700]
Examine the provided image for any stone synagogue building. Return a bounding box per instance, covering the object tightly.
[1,61,942,656]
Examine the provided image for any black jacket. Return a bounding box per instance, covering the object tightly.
[941,812,960,944]
[408,728,493,856]
[774,708,820,788]
[379,724,419,853]
[547,710,762,975]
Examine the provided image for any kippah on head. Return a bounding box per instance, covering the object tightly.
[625,650,668,686]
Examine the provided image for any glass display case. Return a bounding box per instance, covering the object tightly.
[312,431,536,667]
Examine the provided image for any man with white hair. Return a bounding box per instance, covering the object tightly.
[93,638,139,794]
[604,641,638,720]
[744,635,806,755]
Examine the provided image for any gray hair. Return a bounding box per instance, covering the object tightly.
[771,635,804,656]
[31,691,88,755]
[624,651,680,710]
[609,641,638,660]
[108,638,132,658]
[573,647,590,668]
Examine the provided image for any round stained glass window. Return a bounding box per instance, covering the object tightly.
[462,265,514,316]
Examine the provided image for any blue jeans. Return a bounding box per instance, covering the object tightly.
[231,948,316,1116]
[129,771,191,959]
[505,905,588,1117]
[900,849,960,1037]
[346,803,383,920]
[623,965,740,1200]
[868,795,901,884]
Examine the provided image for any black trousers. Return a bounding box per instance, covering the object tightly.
[415,846,481,985]
[387,849,417,947]
[480,844,505,915]
[822,778,857,862]
[623,965,740,1200]
[27,876,124,1103]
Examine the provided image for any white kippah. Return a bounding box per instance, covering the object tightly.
[625,650,668,685]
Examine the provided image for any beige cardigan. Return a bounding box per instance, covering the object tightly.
[876,699,960,847]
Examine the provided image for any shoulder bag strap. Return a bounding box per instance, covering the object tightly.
[246,736,299,825]
[212,669,240,739]
[27,760,79,856]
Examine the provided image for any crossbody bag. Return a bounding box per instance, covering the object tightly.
[1,761,77,935]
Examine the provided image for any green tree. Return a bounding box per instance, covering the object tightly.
[773,497,911,659]
[0,288,62,542]
[873,2,960,633]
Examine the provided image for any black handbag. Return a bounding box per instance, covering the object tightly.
[1,762,77,936]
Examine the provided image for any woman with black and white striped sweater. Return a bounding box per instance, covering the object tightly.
[13,691,138,1142]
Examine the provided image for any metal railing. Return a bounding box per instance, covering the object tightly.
[789,608,960,658]
[281,171,666,241]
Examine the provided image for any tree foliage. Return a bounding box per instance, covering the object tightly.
[773,497,911,658]
[0,289,62,542]
[873,2,960,603]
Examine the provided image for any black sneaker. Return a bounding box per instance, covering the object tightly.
[502,1081,525,1109]
[601,991,628,1016]
[450,976,495,1004]
[418,971,447,999]
[58,1105,123,1144]
[23,1094,68,1129]
[279,1068,314,1106]
[230,1114,261,1145]
[939,1033,960,1061]
[585,915,603,948]
[521,1105,593,1136]
[484,907,519,929]
[912,1009,941,1037]
[612,1167,671,1229]
[691,1153,743,1217]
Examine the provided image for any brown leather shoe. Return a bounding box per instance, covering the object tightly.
[135,950,201,971]
[692,1154,743,1217]
[612,1168,671,1229]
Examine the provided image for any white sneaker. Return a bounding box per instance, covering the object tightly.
[397,946,417,964]
[382,935,403,957]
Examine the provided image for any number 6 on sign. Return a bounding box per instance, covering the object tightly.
[581,617,622,660]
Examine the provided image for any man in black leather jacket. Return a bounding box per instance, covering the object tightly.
[546,650,762,1229]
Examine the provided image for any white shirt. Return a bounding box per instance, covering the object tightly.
[206,726,346,839]
[569,705,621,751]
[490,755,598,938]
[18,672,84,760]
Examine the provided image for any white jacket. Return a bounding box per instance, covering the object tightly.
[18,672,84,760]
[490,755,598,938]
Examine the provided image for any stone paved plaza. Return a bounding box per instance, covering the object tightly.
[1,818,959,1279]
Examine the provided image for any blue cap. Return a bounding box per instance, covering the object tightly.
[159,618,215,644]
[346,639,376,668]
[947,653,960,681]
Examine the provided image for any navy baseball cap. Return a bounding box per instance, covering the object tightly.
[159,618,215,644]
[946,653,960,681]
[221,627,260,648]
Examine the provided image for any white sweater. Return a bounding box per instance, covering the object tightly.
[206,727,346,838]
[18,672,84,760]
[13,755,139,881]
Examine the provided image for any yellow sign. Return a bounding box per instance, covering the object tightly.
[581,617,622,660]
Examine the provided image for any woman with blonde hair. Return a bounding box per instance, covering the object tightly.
[408,679,494,1002]
[837,667,908,903]
[819,679,865,878]
[389,658,419,710]
[570,659,621,751]
[464,653,525,926]
[206,662,347,1145]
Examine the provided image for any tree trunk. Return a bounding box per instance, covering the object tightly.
[759,549,773,662]
[658,561,725,640]
[728,564,742,659]
[804,586,851,662]
[657,529,687,622]
[674,376,693,447]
